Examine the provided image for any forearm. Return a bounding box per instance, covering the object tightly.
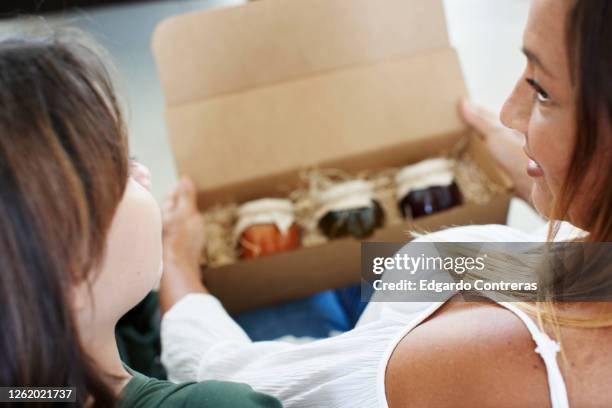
[459,101,536,208]
[160,293,253,383]
[160,293,379,407]
[159,262,209,315]
[503,158,535,205]
[481,129,535,207]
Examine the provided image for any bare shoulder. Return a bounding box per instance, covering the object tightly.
[385,299,551,408]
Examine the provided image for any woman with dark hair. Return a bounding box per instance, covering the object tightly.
[160,0,612,406]
[0,34,281,407]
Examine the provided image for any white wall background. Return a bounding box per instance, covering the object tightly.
[0,0,545,232]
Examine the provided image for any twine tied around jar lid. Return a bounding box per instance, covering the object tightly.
[232,198,295,244]
[395,158,456,199]
[313,179,375,222]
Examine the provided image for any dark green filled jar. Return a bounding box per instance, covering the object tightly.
[315,180,385,239]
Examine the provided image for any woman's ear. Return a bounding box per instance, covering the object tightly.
[71,278,93,318]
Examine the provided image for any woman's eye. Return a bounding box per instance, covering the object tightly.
[526,78,550,103]
[536,89,550,103]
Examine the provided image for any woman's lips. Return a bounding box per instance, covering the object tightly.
[523,146,544,177]
[527,159,544,177]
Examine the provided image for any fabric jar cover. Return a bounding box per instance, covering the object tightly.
[395,158,455,200]
[314,180,376,223]
[233,198,296,245]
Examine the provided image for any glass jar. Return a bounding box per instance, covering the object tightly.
[234,198,300,259]
[395,158,462,219]
[315,180,384,239]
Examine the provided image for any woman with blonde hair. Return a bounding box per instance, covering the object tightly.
[160,0,612,406]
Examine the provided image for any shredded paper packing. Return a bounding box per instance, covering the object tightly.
[201,145,504,267]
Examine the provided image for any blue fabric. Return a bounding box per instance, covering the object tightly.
[233,284,373,341]
[332,283,373,328]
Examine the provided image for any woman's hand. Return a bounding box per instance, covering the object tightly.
[159,177,209,314]
[459,100,534,204]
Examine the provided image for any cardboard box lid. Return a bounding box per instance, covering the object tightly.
[152,0,468,205]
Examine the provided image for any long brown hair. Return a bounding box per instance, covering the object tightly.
[550,0,611,243]
[525,0,612,331]
[0,32,129,406]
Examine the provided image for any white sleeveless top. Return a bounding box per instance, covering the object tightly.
[161,224,579,408]
[374,300,569,408]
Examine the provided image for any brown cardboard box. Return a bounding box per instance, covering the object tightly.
[152,0,513,313]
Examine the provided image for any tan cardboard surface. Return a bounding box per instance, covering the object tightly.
[205,194,512,313]
[152,0,450,105]
[152,0,514,312]
[153,0,468,206]
[201,134,513,313]
[165,49,468,205]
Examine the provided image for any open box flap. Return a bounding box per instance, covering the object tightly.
[152,0,451,105]
[164,49,469,205]
[152,0,470,205]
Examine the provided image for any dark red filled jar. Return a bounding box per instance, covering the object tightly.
[395,158,463,219]
[315,180,384,239]
[234,198,300,259]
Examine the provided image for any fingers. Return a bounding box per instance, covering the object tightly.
[175,177,197,212]
[163,191,178,213]
[177,177,196,199]
[459,99,500,138]
[164,177,198,217]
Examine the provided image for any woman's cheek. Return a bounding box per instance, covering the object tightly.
[106,180,163,304]
[528,108,571,194]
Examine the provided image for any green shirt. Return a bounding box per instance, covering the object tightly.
[120,369,282,408]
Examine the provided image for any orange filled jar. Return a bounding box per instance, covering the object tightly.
[234,198,300,259]
[315,180,385,239]
[395,158,462,219]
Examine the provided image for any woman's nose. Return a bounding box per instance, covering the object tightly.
[130,161,152,191]
[500,77,532,135]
